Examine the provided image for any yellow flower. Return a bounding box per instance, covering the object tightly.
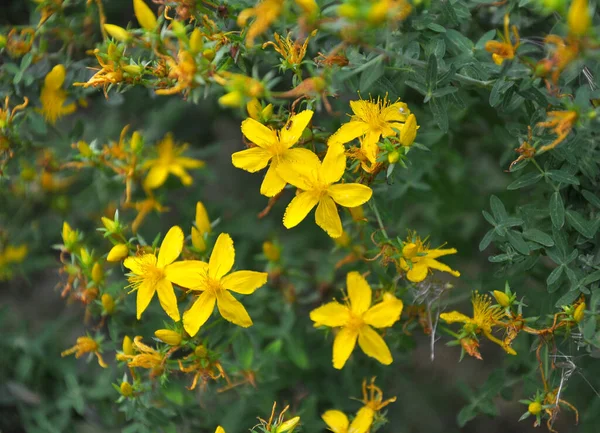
[133,0,157,31]
[329,95,411,164]
[232,110,318,197]
[399,233,460,283]
[61,336,108,368]
[119,336,165,375]
[40,64,76,124]
[485,14,520,65]
[62,221,78,250]
[537,110,578,152]
[237,0,284,47]
[143,133,205,189]
[123,226,198,321]
[107,244,129,262]
[246,98,273,122]
[568,0,591,36]
[440,292,516,355]
[0,244,28,280]
[262,31,315,67]
[181,233,268,336]
[278,142,373,238]
[155,50,197,96]
[528,401,542,415]
[310,272,403,369]
[191,201,211,252]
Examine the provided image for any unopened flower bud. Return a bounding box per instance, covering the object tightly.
[203,48,215,61]
[493,290,510,308]
[528,401,542,415]
[102,293,115,314]
[133,0,158,31]
[573,302,585,323]
[122,335,134,355]
[154,329,182,346]
[92,262,104,284]
[388,150,400,164]
[568,0,590,37]
[120,381,133,397]
[104,24,130,42]
[276,416,300,433]
[190,28,203,53]
[263,241,281,262]
[194,345,208,358]
[107,244,129,262]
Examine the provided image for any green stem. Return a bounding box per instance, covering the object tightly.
[369,200,389,240]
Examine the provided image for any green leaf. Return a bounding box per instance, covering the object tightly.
[581,270,600,286]
[584,316,596,340]
[555,290,580,307]
[490,195,507,220]
[490,79,514,107]
[445,29,474,55]
[582,190,600,209]
[507,230,529,255]
[550,192,565,229]
[546,170,580,185]
[359,57,384,93]
[479,229,494,251]
[405,80,428,96]
[429,97,448,133]
[428,23,447,33]
[523,229,554,247]
[506,172,543,190]
[426,54,438,90]
[547,265,564,286]
[566,210,595,238]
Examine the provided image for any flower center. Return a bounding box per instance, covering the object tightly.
[346,312,364,331]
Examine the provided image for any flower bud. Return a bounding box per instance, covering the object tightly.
[203,48,216,61]
[219,91,243,107]
[133,0,158,31]
[154,329,182,346]
[295,0,318,15]
[338,4,358,19]
[130,131,143,152]
[104,24,130,42]
[263,241,281,262]
[493,290,510,308]
[194,345,208,358]
[171,20,187,39]
[528,401,542,415]
[276,416,300,433]
[367,1,389,24]
[123,64,143,75]
[334,231,351,247]
[120,381,133,397]
[568,0,590,36]
[77,140,93,157]
[246,98,262,120]
[190,28,203,53]
[123,335,134,355]
[349,206,364,222]
[388,150,400,164]
[92,262,104,283]
[101,216,118,233]
[80,248,93,266]
[107,244,129,262]
[573,302,585,323]
[102,293,115,314]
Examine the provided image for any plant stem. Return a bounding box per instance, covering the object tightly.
[369,200,389,240]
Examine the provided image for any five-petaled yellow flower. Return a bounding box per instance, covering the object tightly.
[278,142,372,238]
[182,233,268,336]
[124,225,198,321]
[310,272,403,369]
[399,232,460,283]
[40,64,76,124]
[329,96,411,165]
[143,133,205,190]
[232,110,318,197]
[440,292,516,355]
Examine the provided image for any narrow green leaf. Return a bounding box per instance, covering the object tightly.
[429,97,448,133]
[506,172,543,190]
[490,195,507,220]
[523,229,554,247]
[547,170,580,185]
[566,210,595,238]
[479,229,494,251]
[582,190,600,209]
[547,265,564,286]
[426,54,438,89]
[507,230,529,255]
[550,191,565,229]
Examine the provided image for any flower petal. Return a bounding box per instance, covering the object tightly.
[406,263,428,282]
[124,253,156,275]
[277,158,319,190]
[363,298,403,328]
[328,184,372,208]
[165,260,208,289]
[231,147,272,173]
[195,201,211,234]
[220,270,268,294]
[183,291,216,336]
[400,114,418,146]
[157,226,184,267]
[425,258,460,277]
[136,280,156,320]
[439,311,471,324]
[349,99,373,120]
[280,110,313,148]
[310,302,350,327]
[332,327,358,369]
[176,156,205,169]
[156,279,180,322]
[358,326,392,365]
[328,121,369,146]
[321,410,349,433]
[283,191,319,229]
[144,165,169,190]
[320,142,346,184]
[209,233,235,279]
[361,130,381,163]
[381,101,410,122]
[347,271,371,315]
[216,289,253,327]
[241,118,277,148]
[280,147,321,167]
[315,195,343,238]
[349,407,375,433]
[260,162,287,197]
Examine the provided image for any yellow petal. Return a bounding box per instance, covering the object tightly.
[231,147,272,172]
[144,165,169,189]
[281,147,321,167]
[400,113,418,146]
[209,233,235,279]
[439,311,471,324]
[328,121,369,146]
[241,117,277,149]
[45,64,66,90]
[320,142,346,185]
[195,201,211,234]
[104,24,130,42]
[349,407,374,433]
[332,327,358,369]
[277,158,319,191]
[283,191,319,229]
[321,410,349,433]
[363,298,403,328]
[124,253,156,275]
[133,0,157,30]
[156,279,180,321]
[310,302,350,327]
[425,258,460,278]
[346,271,371,315]
[191,227,206,251]
[215,427,226,433]
[381,101,410,122]
[183,291,216,336]
[361,130,381,163]
[280,110,313,148]
[406,263,428,282]
[357,326,392,365]
[328,184,372,208]
[424,247,457,259]
[315,195,342,238]
[216,289,253,327]
[349,99,373,120]
[176,156,205,169]
[169,164,193,186]
[157,226,184,267]
[260,163,287,197]
[165,260,208,288]
[136,280,156,320]
[220,270,268,294]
